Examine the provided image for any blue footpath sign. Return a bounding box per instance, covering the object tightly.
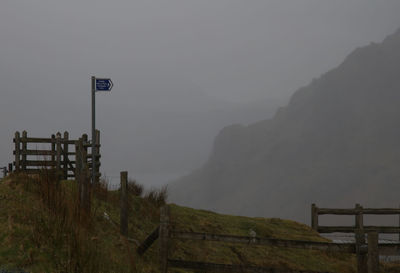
[95,78,113,91]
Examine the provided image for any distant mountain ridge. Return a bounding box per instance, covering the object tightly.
[169,28,400,223]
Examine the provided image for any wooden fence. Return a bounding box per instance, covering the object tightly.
[1,166,7,178]
[311,203,400,234]
[136,206,390,273]
[311,203,400,273]
[12,130,101,182]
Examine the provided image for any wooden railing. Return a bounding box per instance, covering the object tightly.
[311,203,400,234]
[11,130,101,182]
[136,206,389,273]
[311,203,400,273]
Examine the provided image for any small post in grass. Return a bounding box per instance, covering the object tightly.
[14,132,20,171]
[311,203,318,231]
[94,130,100,185]
[63,131,69,180]
[51,134,56,164]
[76,136,90,214]
[367,231,379,273]
[159,205,170,273]
[56,132,62,175]
[120,171,128,236]
[21,131,27,171]
[398,204,400,242]
[75,138,83,206]
[82,135,90,213]
[355,204,367,273]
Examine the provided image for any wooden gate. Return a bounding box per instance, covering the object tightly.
[13,130,100,182]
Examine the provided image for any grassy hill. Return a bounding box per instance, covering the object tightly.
[0,173,398,273]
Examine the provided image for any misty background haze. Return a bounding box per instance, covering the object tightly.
[1,0,400,189]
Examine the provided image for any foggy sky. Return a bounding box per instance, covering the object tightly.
[1,0,400,187]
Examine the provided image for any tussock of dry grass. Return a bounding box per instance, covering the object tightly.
[0,172,139,273]
[127,179,144,197]
[143,186,168,207]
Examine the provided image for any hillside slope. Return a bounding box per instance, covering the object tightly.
[170,28,400,223]
[0,174,360,273]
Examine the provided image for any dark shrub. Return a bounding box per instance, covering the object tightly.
[144,186,168,207]
[127,179,144,197]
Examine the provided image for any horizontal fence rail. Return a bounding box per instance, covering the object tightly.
[137,226,160,256]
[167,260,333,273]
[317,226,400,234]
[317,208,400,215]
[378,243,400,256]
[169,231,356,253]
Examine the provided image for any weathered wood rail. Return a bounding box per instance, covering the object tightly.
[167,260,334,273]
[136,205,387,273]
[137,226,160,255]
[11,130,101,182]
[169,231,355,252]
[311,204,400,234]
[311,203,400,273]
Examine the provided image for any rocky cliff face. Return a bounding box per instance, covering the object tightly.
[170,28,400,223]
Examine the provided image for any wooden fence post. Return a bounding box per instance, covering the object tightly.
[120,171,128,236]
[14,132,20,171]
[63,131,69,180]
[1,167,6,178]
[356,204,367,273]
[82,135,90,213]
[311,204,318,231]
[75,138,83,205]
[76,136,90,213]
[74,139,81,181]
[159,205,170,273]
[398,204,400,242]
[82,134,88,170]
[21,131,27,171]
[56,132,62,174]
[95,130,100,185]
[367,231,379,273]
[51,134,56,164]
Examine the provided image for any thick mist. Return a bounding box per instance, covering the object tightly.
[1,0,400,188]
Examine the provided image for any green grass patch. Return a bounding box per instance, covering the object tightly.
[0,173,398,272]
